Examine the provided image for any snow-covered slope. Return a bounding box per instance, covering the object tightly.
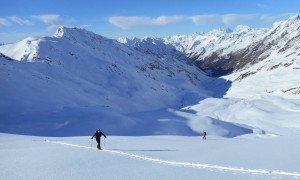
[119,16,300,97]
[1,16,300,137]
[164,26,267,62]
[186,16,300,136]
[117,16,300,136]
[1,133,300,180]
[223,15,300,97]
[184,16,300,137]
[118,25,268,75]
[120,16,300,75]
[1,15,300,180]
[0,37,40,61]
[0,27,233,136]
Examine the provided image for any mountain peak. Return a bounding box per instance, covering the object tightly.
[207,28,232,36]
[234,25,251,32]
[54,26,89,38]
[289,14,300,21]
[53,26,109,44]
[283,14,300,25]
[54,26,69,38]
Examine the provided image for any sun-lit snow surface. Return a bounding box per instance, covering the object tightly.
[191,16,300,136]
[180,97,300,135]
[118,16,300,136]
[1,16,300,180]
[164,25,268,60]
[1,133,300,180]
[118,25,267,61]
[0,27,232,136]
[1,16,300,138]
[223,15,300,97]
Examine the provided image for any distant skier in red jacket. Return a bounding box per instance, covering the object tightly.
[203,131,207,140]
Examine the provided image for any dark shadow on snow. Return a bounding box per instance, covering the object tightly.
[0,78,233,137]
[202,68,234,77]
[0,43,236,137]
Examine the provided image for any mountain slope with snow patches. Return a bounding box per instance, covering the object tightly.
[116,16,300,136]
[222,15,300,97]
[1,16,300,180]
[1,16,300,137]
[119,26,268,74]
[0,27,233,136]
[120,16,300,97]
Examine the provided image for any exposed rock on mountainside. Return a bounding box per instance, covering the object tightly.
[120,16,300,77]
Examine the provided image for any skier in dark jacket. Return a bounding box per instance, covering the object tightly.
[91,129,107,150]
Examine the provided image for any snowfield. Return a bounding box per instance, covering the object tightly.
[1,133,300,180]
[1,16,300,180]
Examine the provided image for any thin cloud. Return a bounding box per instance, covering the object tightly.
[31,14,60,24]
[47,25,63,32]
[190,14,257,26]
[78,25,92,28]
[152,16,185,25]
[9,16,33,26]
[222,14,257,25]
[259,15,277,22]
[189,15,221,25]
[0,18,11,26]
[108,16,185,29]
[109,14,259,29]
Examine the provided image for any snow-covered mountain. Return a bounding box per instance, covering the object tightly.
[1,16,300,137]
[0,27,232,136]
[118,25,268,75]
[1,16,300,180]
[222,15,300,97]
[119,15,300,96]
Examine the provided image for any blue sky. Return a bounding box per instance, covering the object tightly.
[0,0,300,43]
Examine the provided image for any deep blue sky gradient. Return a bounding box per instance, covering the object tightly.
[0,0,300,43]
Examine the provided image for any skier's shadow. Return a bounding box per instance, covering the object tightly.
[109,149,176,152]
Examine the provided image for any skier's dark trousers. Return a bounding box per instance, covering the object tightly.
[91,129,106,149]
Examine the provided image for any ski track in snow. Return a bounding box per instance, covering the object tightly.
[46,140,300,178]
